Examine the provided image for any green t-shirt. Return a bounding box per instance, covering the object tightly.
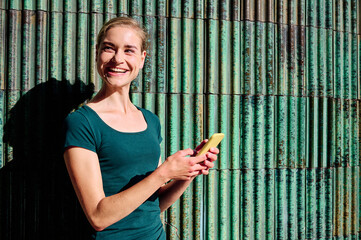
[64,105,166,240]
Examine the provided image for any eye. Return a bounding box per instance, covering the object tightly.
[125,49,135,54]
[103,46,114,52]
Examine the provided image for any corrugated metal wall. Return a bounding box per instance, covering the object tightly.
[0,0,360,239]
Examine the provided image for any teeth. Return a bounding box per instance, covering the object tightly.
[109,68,126,73]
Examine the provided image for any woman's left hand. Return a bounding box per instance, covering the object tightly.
[193,140,219,175]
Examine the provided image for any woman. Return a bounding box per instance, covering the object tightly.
[63,17,219,239]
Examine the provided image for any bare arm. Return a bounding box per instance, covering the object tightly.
[64,147,207,231]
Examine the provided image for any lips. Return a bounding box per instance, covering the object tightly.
[108,67,128,73]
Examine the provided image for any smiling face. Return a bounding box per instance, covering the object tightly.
[96,26,146,90]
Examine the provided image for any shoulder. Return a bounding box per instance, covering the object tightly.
[65,106,87,121]
[138,107,160,123]
[64,106,93,130]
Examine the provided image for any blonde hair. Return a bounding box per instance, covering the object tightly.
[96,17,148,52]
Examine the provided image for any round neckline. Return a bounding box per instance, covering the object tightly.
[83,105,149,134]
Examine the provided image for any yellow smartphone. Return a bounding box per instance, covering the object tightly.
[196,133,224,156]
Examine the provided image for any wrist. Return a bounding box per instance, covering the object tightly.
[154,164,170,184]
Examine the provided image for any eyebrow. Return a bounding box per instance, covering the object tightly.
[102,42,138,50]
[102,42,115,47]
[124,44,138,50]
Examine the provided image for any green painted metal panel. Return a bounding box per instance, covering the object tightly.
[1,0,361,239]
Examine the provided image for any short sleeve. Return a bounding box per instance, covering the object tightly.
[156,116,163,144]
[63,111,97,152]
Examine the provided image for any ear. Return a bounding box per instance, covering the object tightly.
[139,50,146,69]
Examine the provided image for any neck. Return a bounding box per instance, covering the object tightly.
[89,84,134,113]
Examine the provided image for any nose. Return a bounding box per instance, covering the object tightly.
[112,51,124,64]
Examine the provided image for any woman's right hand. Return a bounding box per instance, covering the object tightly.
[158,148,208,182]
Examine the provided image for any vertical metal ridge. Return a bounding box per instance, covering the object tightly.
[0,9,6,90]
[117,3,129,16]
[306,168,316,239]
[207,0,218,20]
[36,10,48,84]
[286,169,297,239]
[254,21,266,95]
[169,0,181,18]
[342,99,351,167]
[64,0,76,12]
[350,166,359,235]
[205,170,217,240]
[276,22,287,96]
[182,0,194,19]
[350,33,358,99]
[219,19,231,94]
[168,17,181,93]
[230,169,240,240]
[9,0,22,10]
[230,96,240,169]
[143,15,157,93]
[78,0,90,13]
[342,166,352,236]
[265,168,275,239]
[91,0,103,13]
[232,19,241,94]
[7,10,22,91]
[242,95,254,169]
[63,11,76,82]
[288,96,297,168]
[22,10,36,91]
[243,21,255,95]
[166,94,181,240]
[254,96,265,169]
[23,0,36,10]
[49,10,62,80]
[104,0,117,21]
[307,97,318,168]
[275,169,287,239]
[275,96,288,168]
[76,12,89,84]
[325,28,333,97]
[296,97,307,168]
[218,169,229,239]
[306,25,318,96]
[179,93,193,239]
[206,18,219,94]
[241,169,253,239]
[350,100,359,167]
[181,18,194,93]
[264,95,275,169]
[324,168,333,238]
[288,24,297,97]
[155,16,167,93]
[219,95,229,170]
[89,13,103,90]
[296,168,306,238]
[194,17,204,94]
[192,93,204,239]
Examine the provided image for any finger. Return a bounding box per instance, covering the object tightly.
[208,147,219,154]
[191,164,207,172]
[190,155,207,165]
[178,148,195,157]
[202,160,214,169]
[201,169,209,175]
[194,139,208,152]
[189,171,199,178]
[206,152,218,162]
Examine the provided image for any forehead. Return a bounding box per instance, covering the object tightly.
[102,26,142,46]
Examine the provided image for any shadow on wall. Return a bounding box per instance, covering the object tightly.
[0,79,94,240]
